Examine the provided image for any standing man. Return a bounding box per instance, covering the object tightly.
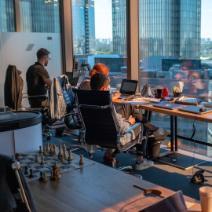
[26,48,51,108]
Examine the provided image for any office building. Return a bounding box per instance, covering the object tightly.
[19,0,60,32]
[139,0,201,69]
[112,0,127,55]
[0,0,15,32]
[72,0,95,55]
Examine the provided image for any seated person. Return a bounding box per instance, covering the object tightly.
[79,63,109,90]
[90,73,168,165]
[90,72,137,134]
[26,48,51,108]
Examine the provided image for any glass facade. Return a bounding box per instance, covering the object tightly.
[72,0,127,88]
[139,0,201,71]
[72,0,95,55]
[139,0,212,156]
[112,0,127,56]
[0,0,15,32]
[19,0,60,32]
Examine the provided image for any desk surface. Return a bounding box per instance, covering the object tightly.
[113,98,212,123]
[29,157,200,212]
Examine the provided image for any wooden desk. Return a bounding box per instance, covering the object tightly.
[29,157,200,212]
[113,98,212,123]
[113,98,212,152]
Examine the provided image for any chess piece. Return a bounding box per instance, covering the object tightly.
[79,155,84,166]
[15,153,20,161]
[35,154,40,163]
[39,171,48,183]
[40,153,45,165]
[53,144,56,155]
[39,145,43,155]
[58,145,63,161]
[67,149,73,163]
[43,146,48,156]
[62,144,67,160]
[24,166,28,175]
[47,143,50,154]
[112,158,117,168]
[50,163,61,181]
[28,169,34,178]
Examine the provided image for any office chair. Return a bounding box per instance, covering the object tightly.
[76,90,143,156]
[0,154,36,212]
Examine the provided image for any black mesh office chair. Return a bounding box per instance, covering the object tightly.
[0,154,36,212]
[76,90,142,152]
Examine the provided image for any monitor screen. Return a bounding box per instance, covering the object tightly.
[120,79,138,95]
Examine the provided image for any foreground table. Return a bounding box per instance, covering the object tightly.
[29,157,200,212]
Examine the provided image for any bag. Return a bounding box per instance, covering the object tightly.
[64,110,82,129]
[141,84,155,97]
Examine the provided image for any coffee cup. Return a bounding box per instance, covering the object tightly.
[199,186,212,212]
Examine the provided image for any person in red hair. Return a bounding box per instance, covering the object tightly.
[79,63,110,90]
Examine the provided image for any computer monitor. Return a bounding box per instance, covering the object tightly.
[120,79,138,95]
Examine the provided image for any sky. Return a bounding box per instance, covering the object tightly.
[94,0,212,39]
[201,0,212,39]
[94,0,112,39]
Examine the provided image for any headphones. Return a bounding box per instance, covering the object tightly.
[191,169,205,184]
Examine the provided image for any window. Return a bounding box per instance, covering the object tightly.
[0,0,15,32]
[72,0,127,88]
[19,0,60,32]
[139,0,211,156]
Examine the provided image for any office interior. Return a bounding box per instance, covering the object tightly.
[0,0,212,212]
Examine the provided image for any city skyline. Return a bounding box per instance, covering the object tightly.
[94,0,212,39]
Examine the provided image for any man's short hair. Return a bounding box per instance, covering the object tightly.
[90,73,108,90]
[37,48,50,60]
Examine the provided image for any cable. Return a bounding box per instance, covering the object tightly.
[190,120,197,177]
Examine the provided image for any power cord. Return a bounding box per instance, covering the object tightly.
[191,120,196,177]
[190,120,205,184]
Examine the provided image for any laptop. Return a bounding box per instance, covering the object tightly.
[119,79,138,99]
[179,105,212,114]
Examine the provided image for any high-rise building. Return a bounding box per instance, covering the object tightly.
[0,0,15,32]
[139,0,201,69]
[72,0,95,55]
[112,0,126,55]
[19,0,60,33]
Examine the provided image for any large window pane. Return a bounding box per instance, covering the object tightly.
[139,0,212,157]
[0,0,15,32]
[20,0,60,32]
[72,0,127,88]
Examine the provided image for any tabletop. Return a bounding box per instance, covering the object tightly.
[29,156,201,212]
[113,97,212,123]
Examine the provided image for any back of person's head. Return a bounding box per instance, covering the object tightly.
[90,63,110,77]
[90,73,109,91]
[37,48,50,60]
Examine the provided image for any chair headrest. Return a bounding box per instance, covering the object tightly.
[76,90,111,106]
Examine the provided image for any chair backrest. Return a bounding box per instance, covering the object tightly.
[79,104,118,148]
[141,191,187,212]
[76,90,118,148]
[75,90,111,106]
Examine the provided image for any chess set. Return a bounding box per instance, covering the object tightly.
[16,144,93,183]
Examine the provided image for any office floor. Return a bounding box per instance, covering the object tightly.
[46,133,212,201]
